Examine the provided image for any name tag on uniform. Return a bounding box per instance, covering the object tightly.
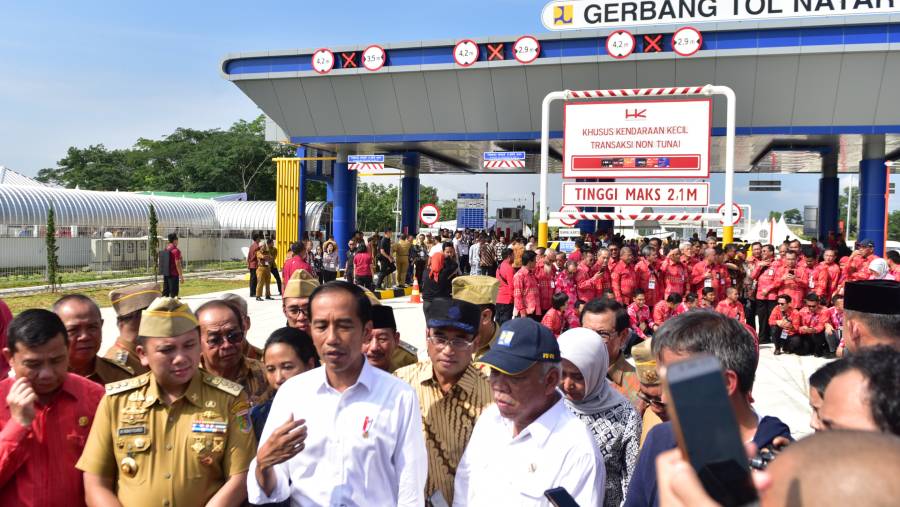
[118,426,147,436]
[704,279,713,288]
[767,269,774,276]
[191,421,228,434]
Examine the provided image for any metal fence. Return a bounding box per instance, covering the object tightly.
[0,225,262,289]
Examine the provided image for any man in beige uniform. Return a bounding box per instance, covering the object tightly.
[632,338,666,446]
[451,276,501,361]
[105,283,161,375]
[53,294,134,385]
[78,297,255,507]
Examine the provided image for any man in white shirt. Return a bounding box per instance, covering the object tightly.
[454,318,605,506]
[248,281,427,506]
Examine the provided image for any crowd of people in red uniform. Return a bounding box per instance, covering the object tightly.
[496,232,897,359]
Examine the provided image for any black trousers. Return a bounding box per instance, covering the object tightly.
[249,268,258,298]
[271,266,283,295]
[162,276,180,297]
[355,275,373,291]
[481,265,497,277]
[322,270,337,283]
[756,300,776,343]
[375,256,395,289]
[495,303,514,325]
[745,298,757,329]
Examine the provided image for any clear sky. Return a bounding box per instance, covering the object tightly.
[1,1,895,218]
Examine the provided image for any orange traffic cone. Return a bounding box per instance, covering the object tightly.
[409,276,422,304]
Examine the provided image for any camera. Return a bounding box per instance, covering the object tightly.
[749,445,780,470]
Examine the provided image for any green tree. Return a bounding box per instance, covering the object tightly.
[356,183,398,232]
[889,209,900,241]
[838,186,860,239]
[768,210,782,221]
[419,185,439,208]
[782,208,802,225]
[46,207,59,291]
[36,145,133,190]
[438,199,457,222]
[148,204,159,281]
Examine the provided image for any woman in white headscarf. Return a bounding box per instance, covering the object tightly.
[868,258,896,280]
[558,328,642,507]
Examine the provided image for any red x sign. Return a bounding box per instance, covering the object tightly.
[341,52,358,68]
[486,43,504,61]
[642,34,663,53]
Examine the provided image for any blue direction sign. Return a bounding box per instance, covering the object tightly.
[483,151,526,161]
[348,155,385,163]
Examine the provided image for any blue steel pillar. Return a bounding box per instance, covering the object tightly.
[295,147,308,240]
[818,150,839,243]
[858,135,888,255]
[401,152,420,236]
[333,148,357,265]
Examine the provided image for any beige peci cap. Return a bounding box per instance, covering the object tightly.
[109,283,161,317]
[283,269,319,299]
[138,297,198,338]
[452,275,499,305]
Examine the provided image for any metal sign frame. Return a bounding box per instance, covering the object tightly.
[539,84,736,247]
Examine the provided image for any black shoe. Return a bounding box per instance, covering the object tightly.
[774,348,782,356]
[255,297,263,301]
[265,297,273,300]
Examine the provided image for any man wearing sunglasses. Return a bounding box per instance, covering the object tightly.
[395,297,491,506]
[196,300,272,407]
[282,269,319,333]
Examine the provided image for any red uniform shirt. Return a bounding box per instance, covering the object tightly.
[791,306,828,335]
[166,244,181,275]
[514,266,541,316]
[627,302,652,339]
[534,264,556,313]
[769,305,797,336]
[575,263,598,303]
[843,252,879,282]
[496,259,515,305]
[612,262,639,305]
[660,259,688,298]
[592,263,613,296]
[541,308,564,337]
[0,374,105,507]
[635,259,661,308]
[715,299,746,321]
[691,261,730,302]
[352,251,373,276]
[753,259,781,301]
[812,261,842,300]
[282,255,314,283]
[554,271,578,310]
[772,264,810,309]
[652,300,675,329]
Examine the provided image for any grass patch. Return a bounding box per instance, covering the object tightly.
[2,278,249,315]
[0,261,246,290]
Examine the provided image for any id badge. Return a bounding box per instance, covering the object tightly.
[704,279,713,288]
[808,276,815,289]
[648,280,656,290]
[767,269,774,276]
[780,329,788,340]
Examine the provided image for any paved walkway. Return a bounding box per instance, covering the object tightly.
[100,287,822,439]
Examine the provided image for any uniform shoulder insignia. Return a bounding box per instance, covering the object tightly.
[202,372,244,397]
[105,373,149,395]
[99,356,134,375]
[398,340,418,354]
[113,349,130,366]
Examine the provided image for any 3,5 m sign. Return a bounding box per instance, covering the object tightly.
[563,182,709,206]
[563,98,711,178]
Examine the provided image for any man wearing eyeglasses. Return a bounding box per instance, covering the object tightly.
[395,297,491,506]
[282,269,319,333]
[196,300,272,407]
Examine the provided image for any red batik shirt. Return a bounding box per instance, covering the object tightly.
[715,299,746,321]
[0,374,105,507]
[627,302,652,339]
[514,266,541,316]
[612,262,639,305]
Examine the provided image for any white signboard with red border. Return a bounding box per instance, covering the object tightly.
[311,48,335,74]
[605,30,635,59]
[419,204,440,226]
[563,182,709,207]
[563,98,712,179]
[513,36,541,64]
[672,27,703,56]
[453,40,479,67]
[362,45,386,71]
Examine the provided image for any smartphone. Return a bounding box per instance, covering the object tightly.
[543,487,580,507]
[663,354,757,507]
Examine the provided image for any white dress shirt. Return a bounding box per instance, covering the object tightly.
[247,358,427,506]
[453,396,606,507]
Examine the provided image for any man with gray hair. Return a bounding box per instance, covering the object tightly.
[454,318,605,506]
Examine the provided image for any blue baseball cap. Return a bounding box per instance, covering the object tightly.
[477,318,560,375]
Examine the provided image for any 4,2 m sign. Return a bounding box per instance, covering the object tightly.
[563,182,709,207]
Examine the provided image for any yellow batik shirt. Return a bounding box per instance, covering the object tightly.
[395,360,493,505]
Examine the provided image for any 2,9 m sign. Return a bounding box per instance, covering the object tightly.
[562,182,709,207]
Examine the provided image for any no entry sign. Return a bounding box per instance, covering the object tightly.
[559,205,580,226]
[419,204,440,226]
[563,98,711,178]
[717,203,743,226]
[563,182,709,207]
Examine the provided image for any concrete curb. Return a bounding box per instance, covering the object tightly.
[0,269,246,297]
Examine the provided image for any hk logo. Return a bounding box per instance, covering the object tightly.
[625,108,647,120]
[554,5,573,25]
